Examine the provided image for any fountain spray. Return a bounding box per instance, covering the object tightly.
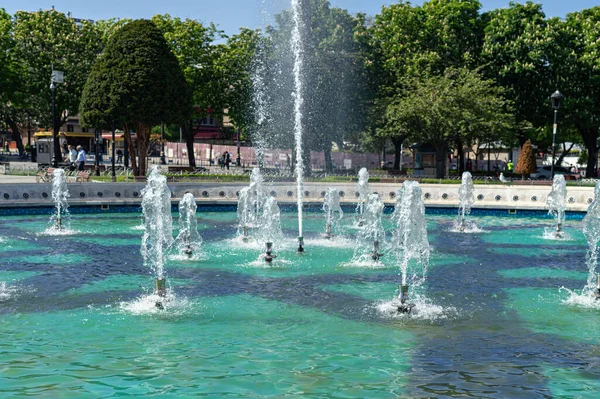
[141,166,173,309]
[176,193,202,258]
[323,188,343,239]
[259,196,284,261]
[547,174,567,238]
[352,193,385,263]
[582,181,600,299]
[457,171,475,232]
[391,181,430,314]
[356,168,370,227]
[291,0,305,252]
[50,169,70,231]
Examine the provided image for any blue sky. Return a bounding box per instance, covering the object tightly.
[2,0,598,36]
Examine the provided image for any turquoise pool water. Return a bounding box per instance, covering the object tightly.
[1,211,599,398]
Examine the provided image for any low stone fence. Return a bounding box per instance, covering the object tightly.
[0,181,594,212]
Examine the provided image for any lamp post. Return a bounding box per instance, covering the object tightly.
[236,128,241,167]
[550,90,564,180]
[111,123,116,182]
[94,129,100,176]
[50,64,64,168]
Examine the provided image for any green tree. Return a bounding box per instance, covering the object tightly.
[557,8,600,177]
[369,0,486,170]
[481,1,559,145]
[515,139,537,178]
[383,68,513,177]
[151,14,226,167]
[80,19,192,176]
[1,9,102,155]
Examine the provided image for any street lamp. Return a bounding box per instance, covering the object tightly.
[50,64,64,168]
[550,90,564,179]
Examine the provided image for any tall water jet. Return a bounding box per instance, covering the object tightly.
[258,196,283,262]
[456,171,475,232]
[291,0,305,252]
[176,193,202,258]
[356,168,371,226]
[50,168,70,231]
[546,174,567,238]
[353,193,385,263]
[141,166,173,308]
[323,188,343,239]
[391,181,430,314]
[582,181,600,299]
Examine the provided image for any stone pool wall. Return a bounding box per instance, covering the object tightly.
[0,182,594,212]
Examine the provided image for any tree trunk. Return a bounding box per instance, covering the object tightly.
[185,120,196,168]
[579,125,598,178]
[392,136,404,170]
[6,116,24,156]
[124,123,138,176]
[555,142,575,168]
[324,143,333,173]
[435,142,447,179]
[456,139,464,174]
[136,122,149,176]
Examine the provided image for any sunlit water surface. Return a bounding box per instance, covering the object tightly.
[0,212,598,398]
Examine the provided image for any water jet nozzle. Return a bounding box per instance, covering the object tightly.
[297,236,304,253]
[184,244,193,257]
[155,277,167,309]
[242,225,249,242]
[595,274,600,300]
[397,284,415,314]
[371,240,383,261]
[264,242,277,263]
[325,222,332,239]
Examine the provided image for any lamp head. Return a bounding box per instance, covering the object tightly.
[551,90,564,110]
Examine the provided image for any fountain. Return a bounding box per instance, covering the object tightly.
[237,168,267,241]
[582,181,600,299]
[323,188,343,239]
[140,166,173,309]
[456,171,476,232]
[176,193,202,258]
[356,167,370,227]
[258,196,283,262]
[291,0,306,253]
[49,168,70,231]
[546,174,567,238]
[353,193,385,263]
[391,181,430,314]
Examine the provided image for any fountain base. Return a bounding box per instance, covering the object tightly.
[297,236,305,253]
[325,223,332,240]
[155,278,167,309]
[397,284,415,314]
[371,240,383,261]
[264,242,277,263]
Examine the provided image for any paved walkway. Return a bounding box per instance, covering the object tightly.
[0,174,37,183]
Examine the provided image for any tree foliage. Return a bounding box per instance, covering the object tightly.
[80,19,191,176]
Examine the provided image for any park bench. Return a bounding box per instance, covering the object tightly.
[67,171,91,183]
[36,167,56,183]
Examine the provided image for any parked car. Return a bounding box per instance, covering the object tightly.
[530,165,581,180]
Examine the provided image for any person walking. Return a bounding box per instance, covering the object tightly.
[76,145,86,171]
[66,145,78,171]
